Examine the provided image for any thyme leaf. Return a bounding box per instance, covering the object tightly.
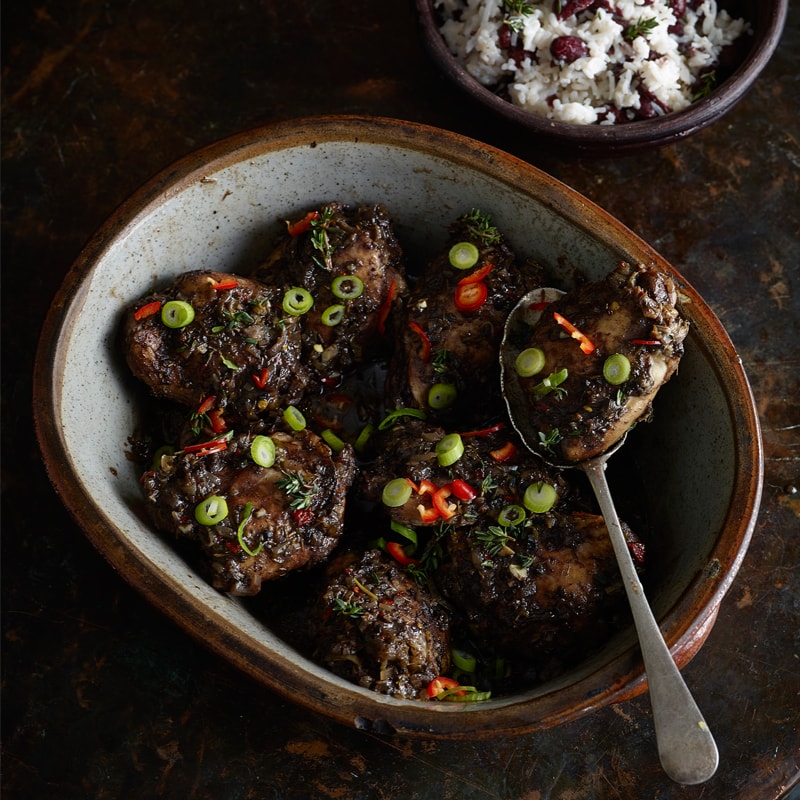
[623,17,659,41]
[276,470,317,510]
[459,209,502,247]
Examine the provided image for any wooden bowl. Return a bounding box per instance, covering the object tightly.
[416,0,787,155]
[34,116,762,738]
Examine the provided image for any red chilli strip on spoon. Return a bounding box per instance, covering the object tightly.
[553,311,596,354]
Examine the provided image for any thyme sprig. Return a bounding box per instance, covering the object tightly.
[332,598,365,618]
[474,525,516,557]
[459,209,502,247]
[309,205,341,270]
[276,470,317,509]
[623,17,659,41]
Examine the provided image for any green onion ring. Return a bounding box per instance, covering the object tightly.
[390,520,418,547]
[497,504,527,527]
[523,482,557,514]
[435,433,464,467]
[194,494,229,526]
[151,444,175,471]
[161,300,195,329]
[382,478,413,508]
[320,304,345,326]
[427,383,457,411]
[282,287,314,316]
[448,241,480,270]
[377,407,427,431]
[603,353,631,385]
[331,275,364,299]
[451,647,477,673]
[250,435,276,468]
[354,423,374,453]
[283,405,307,431]
[321,428,346,452]
[515,347,546,377]
[236,502,264,557]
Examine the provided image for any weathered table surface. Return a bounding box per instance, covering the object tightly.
[3,2,798,798]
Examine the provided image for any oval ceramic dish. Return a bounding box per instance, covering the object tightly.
[34,116,762,738]
[416,0,788,155]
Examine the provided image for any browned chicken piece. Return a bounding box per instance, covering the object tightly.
[141,427,356,595]
[384,210,545,426]
[358,419,578,530]
[309,548,451,699]
[122,270,309,421]
[253,202,408,384]
[434,512,643,674]
[506,261,689,463]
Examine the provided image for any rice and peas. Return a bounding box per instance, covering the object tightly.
[435,0,750,124]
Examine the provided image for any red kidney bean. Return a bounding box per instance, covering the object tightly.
[550,36,589,64]
[498,22,512,50]
[670,0,687,16]
[555,0,594,20]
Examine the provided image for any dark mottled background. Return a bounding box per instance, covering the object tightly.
[2,2,798,798]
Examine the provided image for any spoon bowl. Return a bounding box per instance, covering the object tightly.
[500,289,719,784]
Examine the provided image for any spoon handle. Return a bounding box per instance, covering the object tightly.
[583,460,719,785]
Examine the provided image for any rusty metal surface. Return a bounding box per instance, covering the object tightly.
[2,1,798,798]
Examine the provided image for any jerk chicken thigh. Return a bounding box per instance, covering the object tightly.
[309,548,451,700]
[504,261,689,464]
[434,512,643,674]
[122,270,309,424]
[385,210,544,427]
[141,426,356,595]
[253,202,407,386]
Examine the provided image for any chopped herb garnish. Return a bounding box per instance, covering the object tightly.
[537,428,562,456]
[219,354,239,370]
[276,470,317,510]
[503,0,534,31]
[623,17,659,41]
[692,70,717,100]
[474,525,516,556]
[309,205,342,270]
[432,349,451,375]
[459,209,501,247]
[332,598,365,618]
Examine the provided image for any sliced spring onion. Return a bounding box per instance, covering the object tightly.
[603,353,631,385]
[320,304,345,326]
[428,383,457,411]
[250,435,276,468]
[236,502,263,557]
[498,504,526,527]
[354,423,374,453]
[523,482,557,514]
[390,520,418,547]
[448,241,480,270]
[382,478,413,508]
[331,274,364,299]
[377,407,427,431]
[194,495,229,526]
[283,405,306,431]
[451,648,477,673]
[321,428,346,452]
[515,347,546,377]
[533,368,569,399]
[282,287,313,316]
[161,300,195,329]
[150,445,174,471]
[435,433,464,467]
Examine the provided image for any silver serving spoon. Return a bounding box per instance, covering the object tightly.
[500,288,719,785]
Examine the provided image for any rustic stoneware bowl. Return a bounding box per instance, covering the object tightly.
[416,0,787,155]
[35,116,762,738]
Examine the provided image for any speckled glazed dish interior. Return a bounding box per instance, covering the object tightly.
[34,116,762,738]
[416,0,787,155]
